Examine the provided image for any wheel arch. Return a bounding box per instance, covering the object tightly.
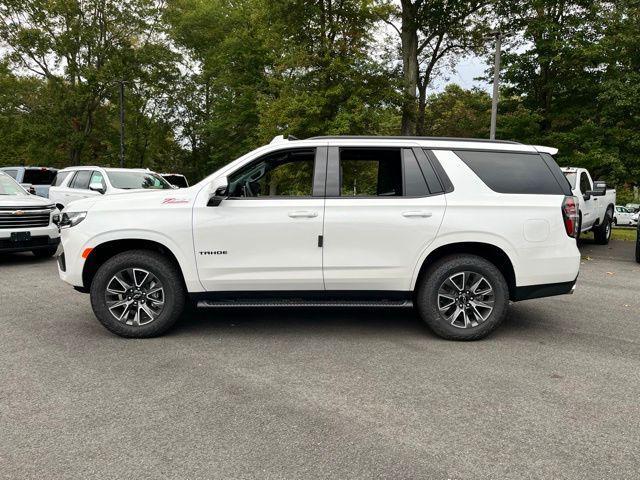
[413,242,517,300]
[82,239,187,292]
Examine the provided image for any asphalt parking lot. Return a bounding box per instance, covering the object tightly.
[1,240,639,479]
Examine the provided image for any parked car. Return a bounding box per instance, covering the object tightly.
[161,173,189,188]
[613,205,637,226]
[57,136,580,341]
[561,167,616,244]
[0,171,60,257]
[0,166,58,198]
[49,167,174,210]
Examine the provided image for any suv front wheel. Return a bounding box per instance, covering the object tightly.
[416,255,509,340]
[90,250,185,338]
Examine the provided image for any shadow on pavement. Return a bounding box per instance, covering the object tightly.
[0,251,52,266]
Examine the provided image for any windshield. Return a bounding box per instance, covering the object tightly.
[563,172,577,188]
[0,174,28,196]
[107,171,173,190]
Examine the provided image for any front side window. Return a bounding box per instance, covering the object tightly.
[228,149,315,198]
[90,171,107,189]
[0,174,27,196]
[339,149,402,197]
[107,171,172,190]
[579,173,592,194]
[70,170,92,190]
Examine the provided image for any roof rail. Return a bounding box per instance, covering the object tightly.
[306,135,521,145]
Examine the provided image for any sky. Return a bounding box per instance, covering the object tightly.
[431,55,492,93]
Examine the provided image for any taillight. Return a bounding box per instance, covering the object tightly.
[562,196,579,238]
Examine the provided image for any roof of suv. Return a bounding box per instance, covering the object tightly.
[269,135,558,155]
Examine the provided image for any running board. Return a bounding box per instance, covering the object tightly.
[197,299,413,308]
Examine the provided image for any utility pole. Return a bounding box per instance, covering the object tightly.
[490,31,501,140]
[118,80,125,168]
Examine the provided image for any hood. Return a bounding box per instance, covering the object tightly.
[0,194,54,208]
[66,187,195,212]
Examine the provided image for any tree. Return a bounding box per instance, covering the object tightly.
[0,0,180,166]
[381,0,490,135]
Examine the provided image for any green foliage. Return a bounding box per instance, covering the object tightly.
[0,0,638,191]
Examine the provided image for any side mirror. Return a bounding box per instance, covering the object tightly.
[590,181,607,196]
[207,185,228,207]
[89,182,105,194]
[583,192,591,201]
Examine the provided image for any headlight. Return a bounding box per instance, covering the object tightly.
[60,211,87,228]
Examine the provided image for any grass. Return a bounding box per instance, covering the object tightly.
[612,227,638,242]
[580,226,637,242]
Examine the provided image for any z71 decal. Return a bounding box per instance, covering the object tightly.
[162,198,190,205]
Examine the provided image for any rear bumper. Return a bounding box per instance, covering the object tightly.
[513,278,577,302]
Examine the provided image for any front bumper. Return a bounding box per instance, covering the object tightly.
[0,221,60,253]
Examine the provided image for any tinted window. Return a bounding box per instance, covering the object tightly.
[402,149,430,196]
[228,149,315,197]
[52,171,71,186]
[579,173,591,194]
[340,149,402,197]
[455,150,566,195]
[107,171,172,190]
[70,170,92,189]
[23,168,57,185]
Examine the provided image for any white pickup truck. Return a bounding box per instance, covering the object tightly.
[561,167,616,244]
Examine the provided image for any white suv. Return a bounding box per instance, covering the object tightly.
[49,167,173,210]
[57,136,581,340]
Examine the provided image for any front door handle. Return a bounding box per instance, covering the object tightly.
[288,211,318,218]
[402,211,433,218]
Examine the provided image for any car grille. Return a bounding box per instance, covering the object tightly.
[0,205,54,229]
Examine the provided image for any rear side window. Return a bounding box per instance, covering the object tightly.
[339,149,402,197]
[455,150,567,195]
[23,168,57,185]
[52,171,71,186]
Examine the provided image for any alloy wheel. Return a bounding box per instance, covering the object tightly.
[437,271,495,329]
[105,268,165,326]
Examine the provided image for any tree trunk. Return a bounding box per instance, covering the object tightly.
[400,1,419,136]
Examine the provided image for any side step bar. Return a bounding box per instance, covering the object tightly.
[197,299,413,308]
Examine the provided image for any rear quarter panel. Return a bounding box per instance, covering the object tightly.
[411,150,581,288]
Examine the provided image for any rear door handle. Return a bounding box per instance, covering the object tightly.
[402,211,433,218]
[288,211,318,218]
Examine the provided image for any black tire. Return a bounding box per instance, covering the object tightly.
[593,210,613,245]
[32,247,57,258]
[415,254,509,341]
[90,249,185,338]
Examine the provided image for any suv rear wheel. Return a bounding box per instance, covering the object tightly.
[90,250,185,338]
[416,255,509,340]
